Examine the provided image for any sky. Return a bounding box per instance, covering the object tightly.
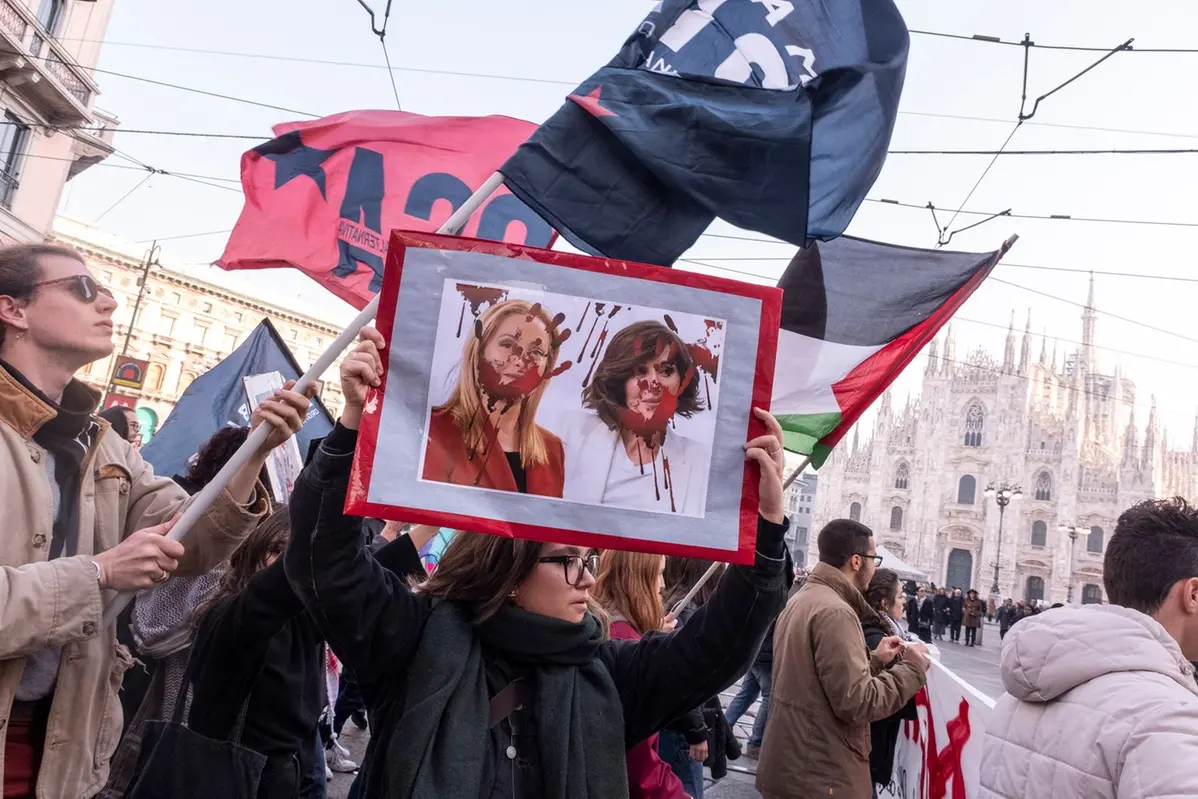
[53,0,1198,446]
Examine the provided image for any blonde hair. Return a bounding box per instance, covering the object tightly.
[436,299,560,467]
[594,550,666,636]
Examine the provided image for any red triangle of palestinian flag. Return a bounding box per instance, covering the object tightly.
[771,234,1015,467]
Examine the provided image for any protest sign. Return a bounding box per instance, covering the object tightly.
[880,661,995,799]
[345,231,781,563]
[243,371,306,502]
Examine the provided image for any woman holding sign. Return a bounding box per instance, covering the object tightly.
[286,326,791,799]
[423,299,569,496]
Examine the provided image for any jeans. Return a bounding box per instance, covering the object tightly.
[965,626,977,646]
[724,663,772,747]
[293,728,327,799]
[333,674,366,736]
[659,727,704,799]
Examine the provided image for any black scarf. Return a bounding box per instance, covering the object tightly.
[0,360,100,558]
[380,600,628,799]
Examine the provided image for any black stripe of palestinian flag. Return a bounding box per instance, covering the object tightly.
[772,234,1015,467]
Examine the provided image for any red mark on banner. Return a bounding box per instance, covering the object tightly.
[663,454,676,512]
[576,301,591,332]
[582,327,608,388]
[663,313,678,333]
[527,302,542,322]
[569,86,618,119]
[456,284,509,338]
[905,688,972,799]
[591,319,610,359]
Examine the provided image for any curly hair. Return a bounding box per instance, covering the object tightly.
[185,426,269,493]
[582,320,703,432]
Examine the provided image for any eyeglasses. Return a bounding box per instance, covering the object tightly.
[539,552,600,587]
[856,553,883,567]
[35,274,114,303]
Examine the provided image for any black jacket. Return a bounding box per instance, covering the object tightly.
[861,617,918,787]
[187,558,325,799]
[285,423,791,799]
[933,594,950,624]
[948,595,965,622]
[996,604,1018,630]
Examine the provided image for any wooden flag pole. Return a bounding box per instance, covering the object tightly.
[782,456,812,491]
[102,172,507,627]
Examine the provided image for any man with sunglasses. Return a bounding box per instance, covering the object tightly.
[0,243,312,799]
[758,519,930,799]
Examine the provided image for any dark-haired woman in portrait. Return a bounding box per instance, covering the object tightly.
[562,320,709,516]
[423,298,567,497]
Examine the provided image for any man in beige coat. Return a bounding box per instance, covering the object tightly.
[758,518,929,799]
[0,243,312,798]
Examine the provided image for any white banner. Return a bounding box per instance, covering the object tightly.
[879,660,996,799]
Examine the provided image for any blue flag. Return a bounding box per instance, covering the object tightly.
[501,0,909,266]
[141,319,335,482]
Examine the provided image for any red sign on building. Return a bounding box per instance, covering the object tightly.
[103,394,137,411]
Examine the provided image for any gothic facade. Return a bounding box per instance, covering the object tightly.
[812,279,1191,605]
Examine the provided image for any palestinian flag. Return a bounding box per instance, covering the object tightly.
[772,234,1016,467]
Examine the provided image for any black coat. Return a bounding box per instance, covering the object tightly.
[996,604,1018,631]
[186,558,325,799]
[861,617,918,787]
[918,597,935,626]
[948,595,965,622]
[285,423,792,799]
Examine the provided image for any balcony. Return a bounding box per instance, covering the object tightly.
[68,107,116,179]
[0,0,96,124]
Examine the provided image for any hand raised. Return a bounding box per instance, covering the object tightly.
[744,407,785,524]
[340,326,386,430]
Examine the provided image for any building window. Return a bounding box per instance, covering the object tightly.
[234,311,244,323]
[146,363,164,392]
[895,462,909,490]
[170,292,182,306]
[36,0,66,35]
[889,506,903,531]
[314,336,323,347]
[158,313,177,337]
[1031,520,1047,547]
[796,527,808,545]
[1088,526,1104,553]
[963,403,985,447]
[1081,584,1103,605]
[0,113,29,209]
[1034,471,1052,501]
[193,323,209,346]
[223,332,238,352]
[849,502,862,522]
[178,371,197,393]
[290,329,298,340]
[957,475,976,505]
[1025,576,1045,601]
[201,301,213,314]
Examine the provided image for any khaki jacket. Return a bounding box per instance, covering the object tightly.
[757,562,926,799]
[0,367,267,799]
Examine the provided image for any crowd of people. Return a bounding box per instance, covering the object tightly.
[5,240,1198,799]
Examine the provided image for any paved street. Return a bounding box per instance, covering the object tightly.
[327,625,1005,798]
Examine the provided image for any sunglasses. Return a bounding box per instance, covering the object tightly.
[35,274,114,303]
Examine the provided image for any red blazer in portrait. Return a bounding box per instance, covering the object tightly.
[422,409,565,497]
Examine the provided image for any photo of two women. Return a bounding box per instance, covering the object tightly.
[420,281,726,519]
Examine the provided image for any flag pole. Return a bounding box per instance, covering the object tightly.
[102,172,507,626]
[782,456,812,491]
[670,561,722,618]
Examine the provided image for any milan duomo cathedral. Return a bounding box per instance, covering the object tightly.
[811,277,1194,606]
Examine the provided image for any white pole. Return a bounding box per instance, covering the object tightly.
[782,456,812,490]
[102,172,507,626]
[670,561,722,617]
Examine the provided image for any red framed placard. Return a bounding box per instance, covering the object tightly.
[346,231,781,564]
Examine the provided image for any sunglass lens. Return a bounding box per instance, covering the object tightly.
[71,275,96,302]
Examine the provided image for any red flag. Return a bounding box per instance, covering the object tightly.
[217,110,555,309]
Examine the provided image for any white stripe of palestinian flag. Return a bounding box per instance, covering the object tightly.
[770,328,882,455]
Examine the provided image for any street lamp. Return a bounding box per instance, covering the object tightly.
[984,482,1023,597]
[1059,522,1081,603]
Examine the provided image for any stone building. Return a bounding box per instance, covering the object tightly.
[812,278,1188,605]
[0,0,119,242]
[783,469,817,568]
[53,217,351,440]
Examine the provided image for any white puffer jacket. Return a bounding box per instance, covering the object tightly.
[979,604,1198,798]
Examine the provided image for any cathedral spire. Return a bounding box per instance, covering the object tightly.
[852,425,860,454]
[1143,395,1159,469]
[1039,327,1048,365]
[1019,308,1032,374]
[1192,408,1198,455]
[943,324,956,375]
[1051,338,1059,372]
[1003,310,1016,373]
[1081,272,1097,372]
[926,337,940,376]
[1123,406,1139,468]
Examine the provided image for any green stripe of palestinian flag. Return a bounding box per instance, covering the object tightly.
[770,235,1014,467]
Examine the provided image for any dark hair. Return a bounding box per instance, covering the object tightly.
[817,519,874,568]
[663,557,725,611]
[0,243,85,347]
[594,550,665,636]
[1105,497,1198,614]
[195,505,291,622]
[865,568,901,615]
[185,426,269,494]
[99,407,131,440]
[582,320,703,432]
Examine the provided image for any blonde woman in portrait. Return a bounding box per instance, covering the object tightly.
[423,298,570,496]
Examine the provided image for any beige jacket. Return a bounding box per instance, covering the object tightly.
[980,604,1198,798]
[757,562,925,799]
[0,366,267,799]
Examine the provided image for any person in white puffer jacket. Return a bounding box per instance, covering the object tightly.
[980,497,1198,798]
